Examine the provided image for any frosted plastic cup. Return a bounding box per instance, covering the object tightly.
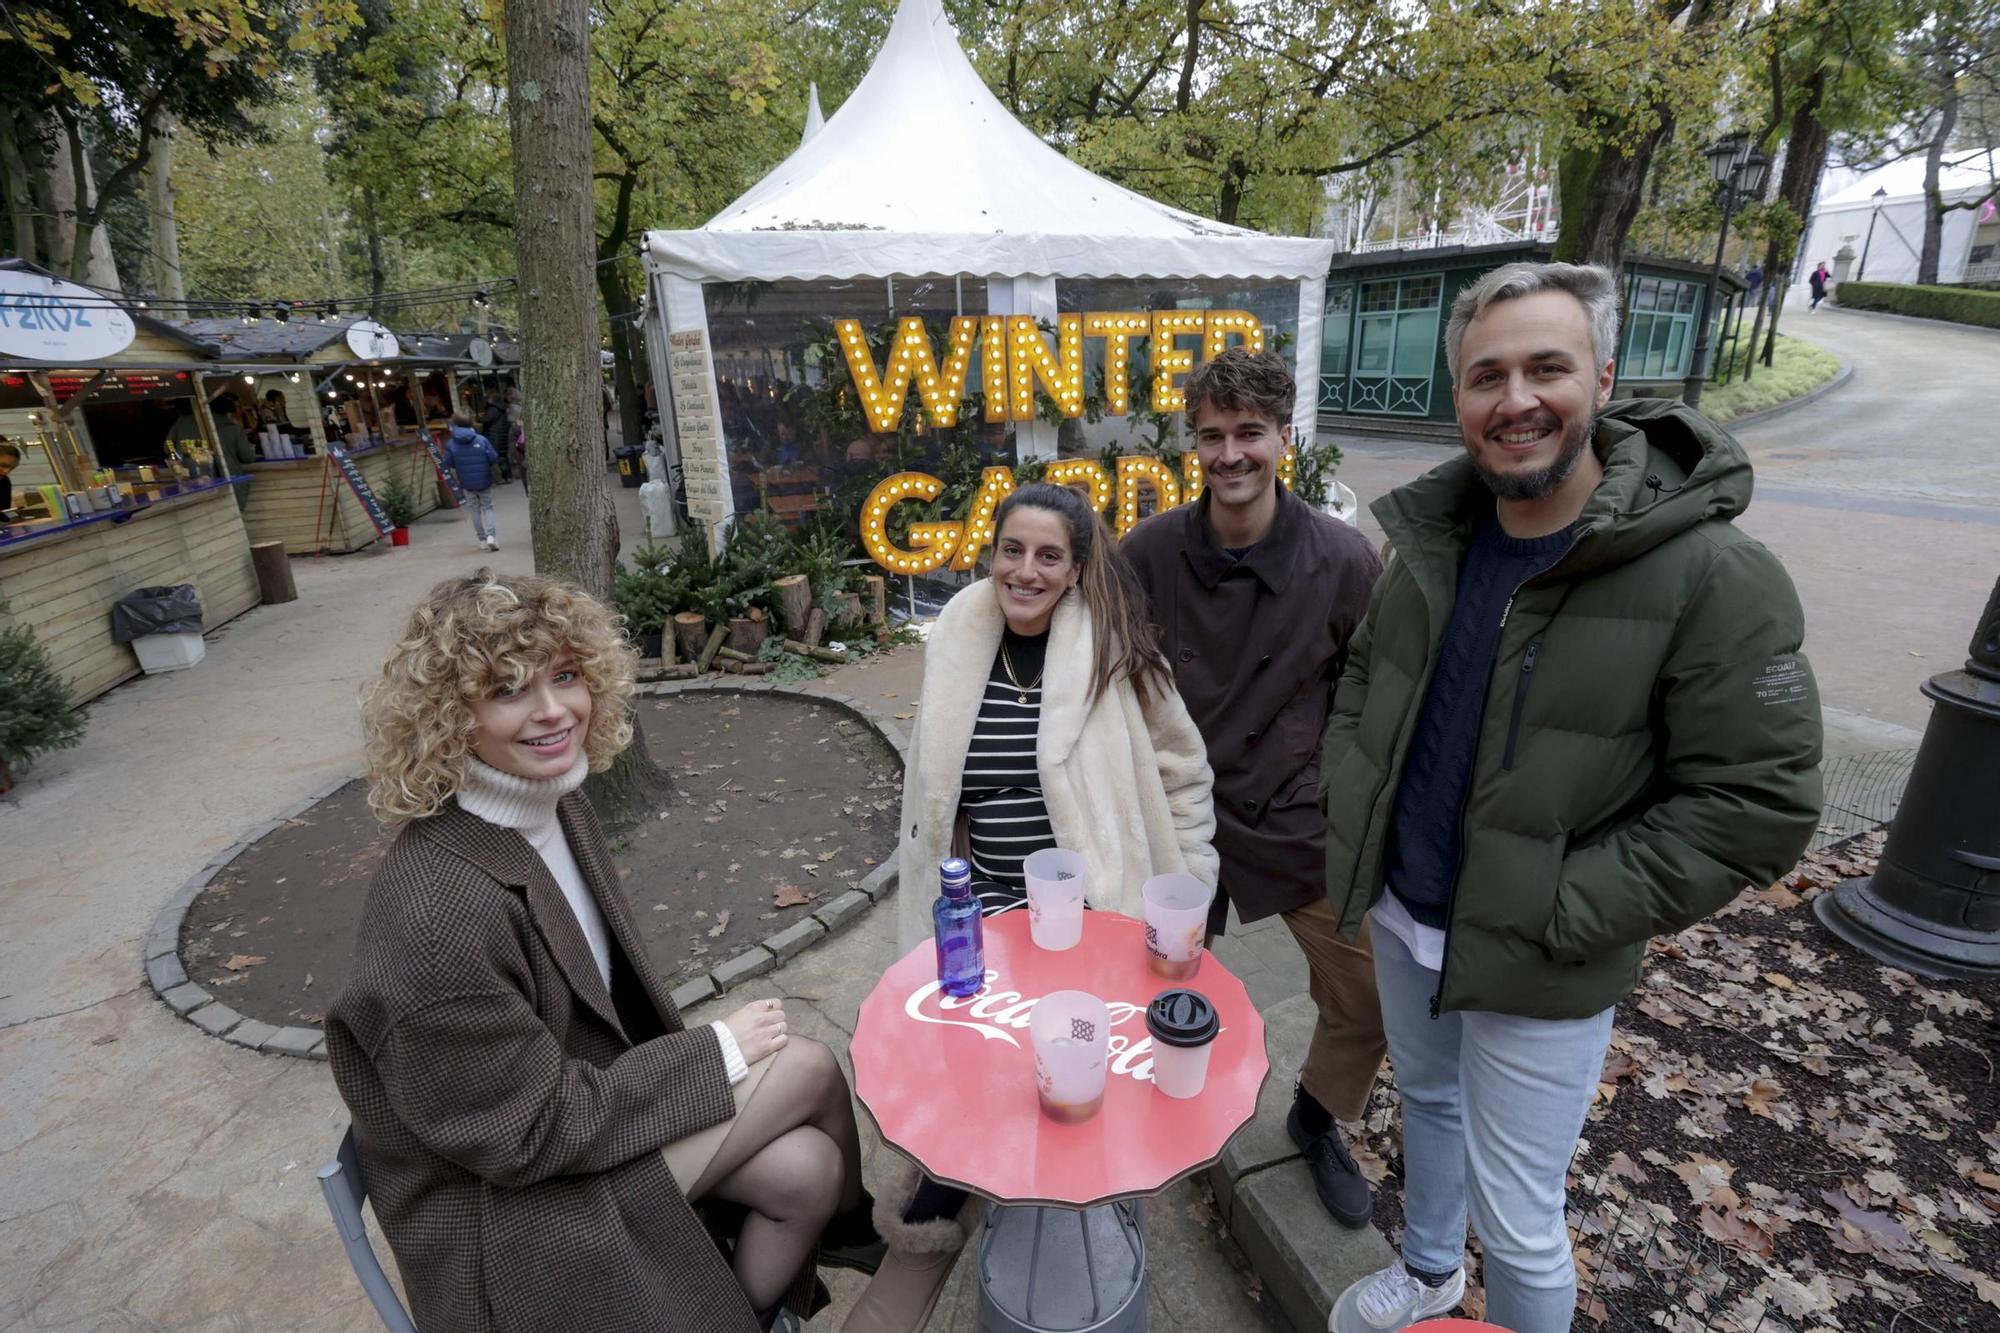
[1023,848,1087,951]
[1030,989,1110,1125]
[1142,873,1213,980]
[1146,988,1220,1099]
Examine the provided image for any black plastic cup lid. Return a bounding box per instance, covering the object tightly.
[1146,988,1218,1047]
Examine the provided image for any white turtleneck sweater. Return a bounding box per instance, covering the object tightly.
[456,755,747,1085]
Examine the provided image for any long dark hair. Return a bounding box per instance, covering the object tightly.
[992,483,1170,707]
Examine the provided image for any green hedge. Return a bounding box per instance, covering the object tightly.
[1834,280,2000,329]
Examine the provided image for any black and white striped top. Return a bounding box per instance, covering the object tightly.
[960,629,1057,915]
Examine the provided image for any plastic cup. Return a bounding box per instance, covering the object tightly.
[1146,989,1219,1099]
[1023,848,1087,951]
[1142,873,1213,980]
[1030,990,1110,1124]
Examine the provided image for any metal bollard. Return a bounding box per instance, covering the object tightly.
[1816,575,2000,978]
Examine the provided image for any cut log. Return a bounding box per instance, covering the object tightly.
[774,574,812,636]
[672,613,709,663]
[695,624,729,672]
[802,606,826,648]
[861,574,886,625]
[717,660,771,675]
[655,662,699,679]
[782,639,850,665]
[726,613,769,655]
[715,646,755,664]
[837,592,863,626]
[249,540,298,604]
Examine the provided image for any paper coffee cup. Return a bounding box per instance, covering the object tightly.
[1146,988,1219,1099]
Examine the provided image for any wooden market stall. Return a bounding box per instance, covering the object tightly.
[161,315,455,554]
[0,262,261,703]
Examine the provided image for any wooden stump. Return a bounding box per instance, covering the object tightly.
[672,613,709,664]
[802,607,826,649]
[726,608,769,655]
[249,540,298,604]
[774,574,812,637]
[862,574,886,626]
[837,592,864,627]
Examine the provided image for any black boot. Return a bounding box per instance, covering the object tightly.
[1287,1088,1373,1228]
[818,1190,886,1275]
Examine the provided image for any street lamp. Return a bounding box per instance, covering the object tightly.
[1857,186,1889,280]
[1685,134,1771,408]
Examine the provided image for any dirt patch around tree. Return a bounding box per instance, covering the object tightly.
[1347,833,1999,1331]
[181,692,902,1028]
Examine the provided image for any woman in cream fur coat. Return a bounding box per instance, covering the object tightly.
[848,483,1216,1333]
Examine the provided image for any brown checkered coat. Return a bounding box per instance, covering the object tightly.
[326,795,760,1333]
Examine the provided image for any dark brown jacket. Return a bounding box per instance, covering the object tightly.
[326,796,759,1333]
[1124,487,1382,927]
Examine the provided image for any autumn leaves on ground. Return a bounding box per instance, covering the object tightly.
[1352,834,1999,1332]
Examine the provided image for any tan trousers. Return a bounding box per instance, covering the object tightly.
[1277,898,1386,1123]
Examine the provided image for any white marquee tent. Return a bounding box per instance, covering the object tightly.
[641,0,1335,534]
[1797,155,1999,295]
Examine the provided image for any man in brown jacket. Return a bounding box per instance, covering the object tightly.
[1123,347,1386,1227]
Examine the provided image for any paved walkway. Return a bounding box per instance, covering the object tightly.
[3,308,1993,1328]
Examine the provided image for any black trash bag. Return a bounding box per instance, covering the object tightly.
[111,584,204,644]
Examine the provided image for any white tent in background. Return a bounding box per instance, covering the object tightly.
[640,0,1334,543]
[1797,154,1999,294]
[801,83,826,144]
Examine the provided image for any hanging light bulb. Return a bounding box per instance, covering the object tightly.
[243,374,256,385]
[274,303,290,323]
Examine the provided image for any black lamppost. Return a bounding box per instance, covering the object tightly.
[1857,185,1889,280]
[1684,132,1771,408]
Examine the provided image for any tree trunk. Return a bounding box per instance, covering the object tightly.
[144,112,184,300]
[361,186,389,318]
[0,107,38,266]
[1919,73,1959,286]
[507,0,668,825]
[52,108,122,289]
[595,263,646,457]
[1552,120,1669,271]
[1760,82,1829,368]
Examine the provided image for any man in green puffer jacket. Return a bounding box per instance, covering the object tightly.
[1321,262,1822,1333]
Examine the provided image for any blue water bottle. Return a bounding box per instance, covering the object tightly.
[932,857,985,997]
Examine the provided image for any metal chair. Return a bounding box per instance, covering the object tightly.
[317,1126,419,1333]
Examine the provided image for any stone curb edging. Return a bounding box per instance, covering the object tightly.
[1721,345,1855,431]
[142,773,355,1061]
[142,679,905,1059]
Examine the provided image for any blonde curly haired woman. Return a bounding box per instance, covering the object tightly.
[326,571,880,1333]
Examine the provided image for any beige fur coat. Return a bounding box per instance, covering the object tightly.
[896,580,1219,950]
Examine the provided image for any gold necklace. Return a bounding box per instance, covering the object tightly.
[1000,643,1044,704]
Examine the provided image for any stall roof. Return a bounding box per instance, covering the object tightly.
[644,0,1332,282]
[163,316,387,361]
[1818,155,1996,212]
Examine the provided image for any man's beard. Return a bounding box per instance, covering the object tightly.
[1472,411,1595,502]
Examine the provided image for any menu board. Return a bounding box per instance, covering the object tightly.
[666,328,730,523]
[420,430,468,507]
[326,444,395,535]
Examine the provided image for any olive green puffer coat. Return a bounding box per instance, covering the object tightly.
[1321,399,1823,1019]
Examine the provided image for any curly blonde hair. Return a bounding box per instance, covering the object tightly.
[362,570,637,824]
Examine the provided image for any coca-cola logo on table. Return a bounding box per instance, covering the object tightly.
[903,970,1221,1085]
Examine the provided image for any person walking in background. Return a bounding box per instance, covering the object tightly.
[480,388,514,482]
[1322,262,1823,1332]
[1123,347,1388,1230]
[1810,261,1830,311]
[442,413,503,551]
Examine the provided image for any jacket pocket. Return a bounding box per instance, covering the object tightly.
[1501,640,1542,772]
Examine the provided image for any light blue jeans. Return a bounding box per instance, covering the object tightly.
[465,487,496,543]
[1374,924,1614,1333]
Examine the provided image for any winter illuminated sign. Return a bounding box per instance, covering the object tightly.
[836,309,1265,434]
[860,448,1298,575]
[0,271,136,362]
[345,319,401,361]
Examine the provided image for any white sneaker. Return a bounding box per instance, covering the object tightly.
[1329,1260,1465,1331]
[487,538,499,551]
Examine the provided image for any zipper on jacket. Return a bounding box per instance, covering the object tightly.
[1426,526,1588,1019]
[1500,641,1541,772]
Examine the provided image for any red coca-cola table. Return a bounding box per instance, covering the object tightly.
[851,910,1268,1207]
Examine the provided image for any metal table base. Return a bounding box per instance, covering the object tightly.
[976,1200,1147,1333]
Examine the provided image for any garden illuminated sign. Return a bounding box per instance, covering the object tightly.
[836,309,1266,435]
[861,448,1299,575]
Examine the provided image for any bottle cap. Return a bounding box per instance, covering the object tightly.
[940,857,971,897]
[1145,989,1218,1047]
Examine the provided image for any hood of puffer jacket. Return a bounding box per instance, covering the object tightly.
[1372,398,1754,582]
[448,424,482,447]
